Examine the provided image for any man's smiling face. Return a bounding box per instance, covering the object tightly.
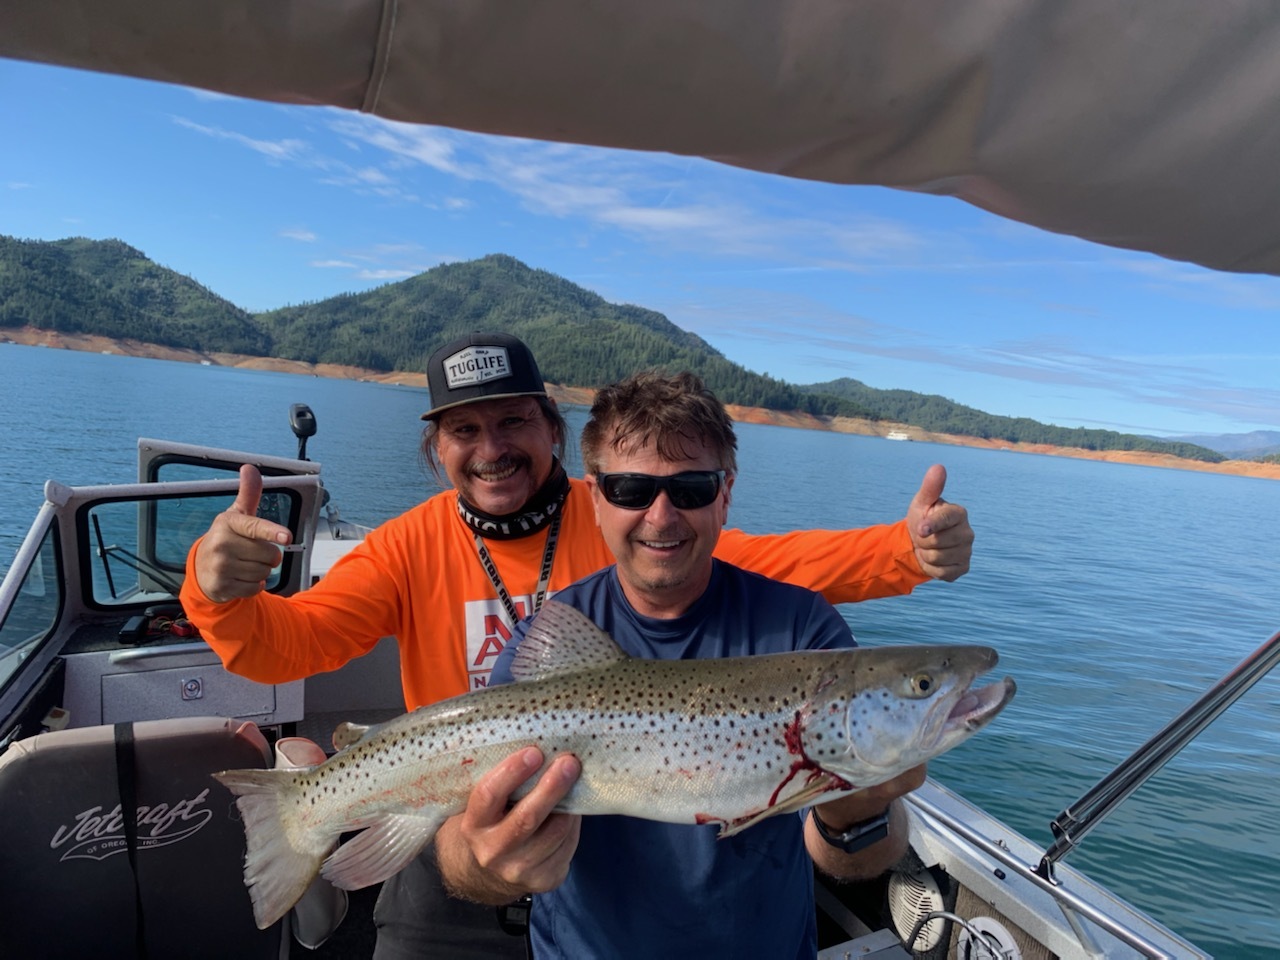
[435,397,560,516]
[587,434,732,619]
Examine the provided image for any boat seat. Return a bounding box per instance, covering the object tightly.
[0,716,285,960]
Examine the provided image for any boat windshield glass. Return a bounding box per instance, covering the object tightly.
[0,522,62,695]
[153,460,245,483]
[82,488,298,607]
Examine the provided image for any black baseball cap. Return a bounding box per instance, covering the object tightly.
[420,332,548,420]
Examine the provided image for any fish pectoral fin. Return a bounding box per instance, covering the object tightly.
[319,813,445,890]
[716,778,846,839]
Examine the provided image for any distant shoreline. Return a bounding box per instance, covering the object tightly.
[6,325,1278,482]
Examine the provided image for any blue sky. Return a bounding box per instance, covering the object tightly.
[5,59,1280,439]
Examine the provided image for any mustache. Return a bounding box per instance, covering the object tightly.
[466,454,529,478]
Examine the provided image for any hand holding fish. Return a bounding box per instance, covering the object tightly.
[906,465,973,581]
[436,747,583,904]
[195,464,295,602]
[819,763,927,824]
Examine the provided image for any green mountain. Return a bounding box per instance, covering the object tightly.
[0,235,270,355]
[0,234,1226,462]
[1158,430,1280,459]
[801,377,1225,462]
[254,254,850,415]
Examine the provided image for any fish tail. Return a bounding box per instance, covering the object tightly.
[214,767,335,930]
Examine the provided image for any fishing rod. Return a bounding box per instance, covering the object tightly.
[1035,627,1280,882]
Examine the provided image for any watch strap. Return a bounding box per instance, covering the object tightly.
[810,806,890,854]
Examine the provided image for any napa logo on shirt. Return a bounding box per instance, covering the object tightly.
[463,596,534,691]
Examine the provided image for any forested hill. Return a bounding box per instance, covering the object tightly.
[0,236,851,419]
[0,234,1225,463]
[0,235,271,355]
[254,253,840,415]
[802,378,1224,462]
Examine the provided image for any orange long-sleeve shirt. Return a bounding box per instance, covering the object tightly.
[181,479,926,709]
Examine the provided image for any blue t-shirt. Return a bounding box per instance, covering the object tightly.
[491,560,856,960]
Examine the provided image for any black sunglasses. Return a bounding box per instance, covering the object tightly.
[596,470,727,510]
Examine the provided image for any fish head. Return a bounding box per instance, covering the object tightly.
[806,645,1015,787]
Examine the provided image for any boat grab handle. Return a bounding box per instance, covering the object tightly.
[109,642,212,664]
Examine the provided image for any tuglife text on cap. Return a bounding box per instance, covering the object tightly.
[421,332,547,420]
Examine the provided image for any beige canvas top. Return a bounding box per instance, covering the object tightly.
[5,0,1280,275]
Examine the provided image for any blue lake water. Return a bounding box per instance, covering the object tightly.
[2,343,1278,957]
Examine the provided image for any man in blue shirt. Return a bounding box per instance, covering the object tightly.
[435,371,925,958]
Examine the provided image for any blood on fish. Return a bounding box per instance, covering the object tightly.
[766,711,852,808]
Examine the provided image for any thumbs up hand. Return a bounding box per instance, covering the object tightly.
[905,465,973,582]
[193,464,294,603]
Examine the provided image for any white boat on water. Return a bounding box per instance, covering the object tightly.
[5,4,1280,956]
[886,431,912,442]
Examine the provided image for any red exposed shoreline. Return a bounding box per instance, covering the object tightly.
[6,326,1277,482]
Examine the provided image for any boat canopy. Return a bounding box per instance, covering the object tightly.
[5,1,1280,277]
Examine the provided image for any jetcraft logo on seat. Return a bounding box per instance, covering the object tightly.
[444,345,512,388]
[49,788,214,861]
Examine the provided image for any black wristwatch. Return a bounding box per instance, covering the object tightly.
[810,806,890,854]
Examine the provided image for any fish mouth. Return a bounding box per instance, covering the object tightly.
[945,676,1017,731]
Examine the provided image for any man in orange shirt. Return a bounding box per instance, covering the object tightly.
[182,331,973,958]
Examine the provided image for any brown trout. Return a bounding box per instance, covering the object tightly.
[214,600,1015,928]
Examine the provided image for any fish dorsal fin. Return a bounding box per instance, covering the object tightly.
[510,600,629,682]
[331,722,373,751]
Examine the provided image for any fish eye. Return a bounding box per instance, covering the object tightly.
[910,673,934,697]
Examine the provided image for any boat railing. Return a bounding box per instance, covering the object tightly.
[905,627,1280,959]
[907,790,1185,959]
[1036,628,1280,881]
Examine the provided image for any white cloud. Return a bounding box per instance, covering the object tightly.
[1114,256,1280,310]
[306,242,457,283]
[183,105,955,271]
[280,228,318,242]
[172,116,307,161]
[321,116,915,263]
[357,268,417,280]
[328,117,470,178]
